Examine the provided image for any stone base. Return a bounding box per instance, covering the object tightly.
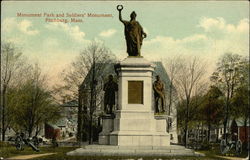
[108,114,170,146]
[98,57,172,147]
[110,131,170,146]
[107,110,170,146]
[66,145,204,157]
[98,114,114,145]
[170,131,178,144]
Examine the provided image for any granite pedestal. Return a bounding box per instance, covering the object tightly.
[100,57,170,146]
[98,114,114,145]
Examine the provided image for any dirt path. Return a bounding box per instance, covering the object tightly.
[6,153,56,160]
[216,155,247,160]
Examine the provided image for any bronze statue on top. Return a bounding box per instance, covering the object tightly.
[103,75,118,114]
[153,75,165,113]
[117,5,147,57]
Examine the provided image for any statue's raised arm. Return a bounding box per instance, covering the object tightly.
[117,5,125,23]
[116,5,147,57]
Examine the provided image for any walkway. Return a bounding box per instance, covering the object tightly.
[6,153,56,160]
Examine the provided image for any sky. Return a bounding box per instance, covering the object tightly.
[1,1,249,87]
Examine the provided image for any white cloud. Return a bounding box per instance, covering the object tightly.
[143,17,249,73]
[181,34,207,43]
[46,23,88,43]
[198,17,249,55]
[2,17,17,32]
[198,17,249,34]
[236,18,249,32]
[2,18,39,35]
[18,20,39,35]
[42,37,59,49]
[144,34,208,51]
[99,29,117,37]
[198,17,226,32]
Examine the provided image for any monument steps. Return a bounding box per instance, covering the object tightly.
[67,145,204,157]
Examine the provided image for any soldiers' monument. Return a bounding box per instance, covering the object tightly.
[99,5,170,146]
[68,5,199,157]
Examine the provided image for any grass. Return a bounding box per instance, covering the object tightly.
[196,143,249,159]
[0,141,78,159]
[0,141,248,160]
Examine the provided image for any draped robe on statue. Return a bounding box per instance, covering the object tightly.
[123,20,144,56]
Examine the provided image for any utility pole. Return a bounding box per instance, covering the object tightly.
[224,97,229,143]
[0,41,2,141]
[89,51,96,144]
[77,86,83,142]
[248,96,250,159]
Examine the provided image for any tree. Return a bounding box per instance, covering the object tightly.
[57,41,116,143]
[164,56,181,116]
[0,42,28,141]
[231,59,249,144]
[177,92,208,143]
[201,86,223,142]
[177,95,204,131]
[210,53,246,142]
[174,56,206,147]
[56,42,116,101]
[8,64,61,136]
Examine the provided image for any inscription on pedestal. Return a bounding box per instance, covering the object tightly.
[128,81,143,104]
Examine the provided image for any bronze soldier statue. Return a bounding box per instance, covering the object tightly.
[117,5,147,56]
[153,75,165,113]
[103,75,118,114]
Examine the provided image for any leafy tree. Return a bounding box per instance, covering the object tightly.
[210,53,246,141]
[56,41,116,101]
[0,42,28,141]
[231,60,249,143]
[7,64,61,137]
[178,86,224,144]
[177,95,204,130]
[56,41,116,143]
[201,86,223,142]
[174,56,207,147]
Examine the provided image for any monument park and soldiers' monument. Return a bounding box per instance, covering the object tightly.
[68,5,199,157]
[99,5,170,146]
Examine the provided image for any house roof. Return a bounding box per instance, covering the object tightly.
[153,61,173,90]
[55,117,68,127]
[61,100,78,107]
[219,118,250,128]
[79,62,116,90]
[233,118,250,127]
[46,123,60,129]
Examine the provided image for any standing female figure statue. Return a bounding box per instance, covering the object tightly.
[117,5,147,57]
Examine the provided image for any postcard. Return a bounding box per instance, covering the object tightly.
[1,1,249,160]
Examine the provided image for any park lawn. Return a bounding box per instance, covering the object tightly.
[0,141,40,158]
[197,143,249,159]
[0,142,224,160]
[0,141,78,159]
